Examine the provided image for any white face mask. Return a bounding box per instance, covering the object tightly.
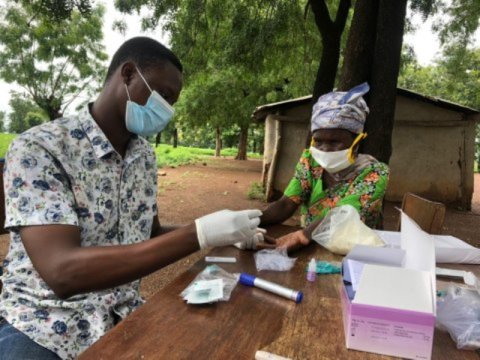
[310,132,367,173]
[310,147,352,173]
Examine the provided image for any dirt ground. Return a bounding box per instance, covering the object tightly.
[1,158,479,300]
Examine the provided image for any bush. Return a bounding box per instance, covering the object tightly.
[247,182,266,201]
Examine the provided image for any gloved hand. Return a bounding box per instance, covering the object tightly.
[234,228,266,250]
[195,209,262,249]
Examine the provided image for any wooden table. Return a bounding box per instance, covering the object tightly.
[79,225,480,359]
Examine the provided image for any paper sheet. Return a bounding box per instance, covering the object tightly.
[374,230,480,264]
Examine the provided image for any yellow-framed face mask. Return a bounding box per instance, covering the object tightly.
[347,132,367,163]
[309,132,367,173]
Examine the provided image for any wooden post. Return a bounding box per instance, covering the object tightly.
[265,119,282,201]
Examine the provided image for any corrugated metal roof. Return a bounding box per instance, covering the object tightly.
[252,87,479,121]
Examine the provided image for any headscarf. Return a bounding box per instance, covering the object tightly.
[311,82,370,134]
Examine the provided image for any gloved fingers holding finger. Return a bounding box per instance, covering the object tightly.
[245,209,262,219]
[249,217,261,230]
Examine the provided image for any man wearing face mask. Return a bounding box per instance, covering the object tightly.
[260,83,389,251]
[0,37,264,359]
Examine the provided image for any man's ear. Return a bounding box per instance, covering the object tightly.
[120,62,136,86]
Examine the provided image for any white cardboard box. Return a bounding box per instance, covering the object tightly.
[340,212,436,360]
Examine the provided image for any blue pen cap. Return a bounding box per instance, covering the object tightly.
[239,273,256,287]
[295,291,304,304]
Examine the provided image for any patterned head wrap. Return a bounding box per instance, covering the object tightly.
[311,82,370,134]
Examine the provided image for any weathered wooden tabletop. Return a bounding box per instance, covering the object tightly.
[79,225,480,360]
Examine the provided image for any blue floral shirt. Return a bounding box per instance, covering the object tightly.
[0,105,158,359]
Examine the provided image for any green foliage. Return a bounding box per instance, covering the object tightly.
[0,133,17,158]
[247,182,266,201]
[433,0,480,46]
[410,0,480,47]
[23,0,93,20]
[0,1,107,120]
[8,94,48,133]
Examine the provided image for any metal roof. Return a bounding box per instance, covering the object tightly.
[252,87,479,121]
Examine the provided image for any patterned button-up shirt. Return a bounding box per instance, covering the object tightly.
[0,105,158,359]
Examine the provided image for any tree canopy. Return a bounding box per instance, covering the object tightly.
[0,1,107,120]
[8,93,48,134]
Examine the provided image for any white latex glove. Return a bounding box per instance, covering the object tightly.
[195,209,262,249]
[234,228,266,250]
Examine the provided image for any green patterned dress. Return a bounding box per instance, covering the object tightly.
[284,149,389,228]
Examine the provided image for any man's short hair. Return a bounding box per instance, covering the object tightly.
[105,37,183,82]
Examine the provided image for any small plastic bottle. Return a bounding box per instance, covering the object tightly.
[307,258,317,282]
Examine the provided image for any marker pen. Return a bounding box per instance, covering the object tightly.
[239,273,303,303]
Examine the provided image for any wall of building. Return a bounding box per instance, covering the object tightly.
[388,97,476,209]
[261,105,311,199]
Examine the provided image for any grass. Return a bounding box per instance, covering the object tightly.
[247,181,266,201]
[475,161,479,173]
[0,133,261,167]
[152,144,262,168]
[0,133,16,158]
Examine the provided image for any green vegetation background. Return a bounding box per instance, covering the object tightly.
[0,133,261,168]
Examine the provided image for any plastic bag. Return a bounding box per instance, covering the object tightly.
[180,265,239,304]
[254,248,297,272]
[436,285,480,350]
[311,205,384,255]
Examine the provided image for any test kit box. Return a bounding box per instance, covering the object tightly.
[340,212,436,360]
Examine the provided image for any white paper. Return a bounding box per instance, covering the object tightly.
[375,230,480,264]
[353,264,434,314]
[344,259,366,291]
[401,212,436,313]
[401,213,436,273]
[345,244,404,267]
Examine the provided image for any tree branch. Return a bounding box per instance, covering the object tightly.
[61,80,91,112]
[309,0,334,36]
[334,0,351,33]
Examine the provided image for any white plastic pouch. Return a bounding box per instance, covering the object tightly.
[180,265,239,304]
[254,248,297,272]
[311,205,384,255]
[436,285,480,350]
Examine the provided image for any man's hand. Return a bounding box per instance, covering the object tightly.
[273,230,310,252]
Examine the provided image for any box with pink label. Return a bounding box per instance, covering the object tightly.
[340,212,436,360]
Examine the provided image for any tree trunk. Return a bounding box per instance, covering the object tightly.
[235,125,249,160]
[310,0,352,103]
[338,0,407,164]
[173,128,178,148]
[306,0,352,145]
[338,0,379,91]
[364,0,407,163]
[155,132,161,147]
[312,37,342,102]
[215,126,222,157]
[45,105,62,121]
